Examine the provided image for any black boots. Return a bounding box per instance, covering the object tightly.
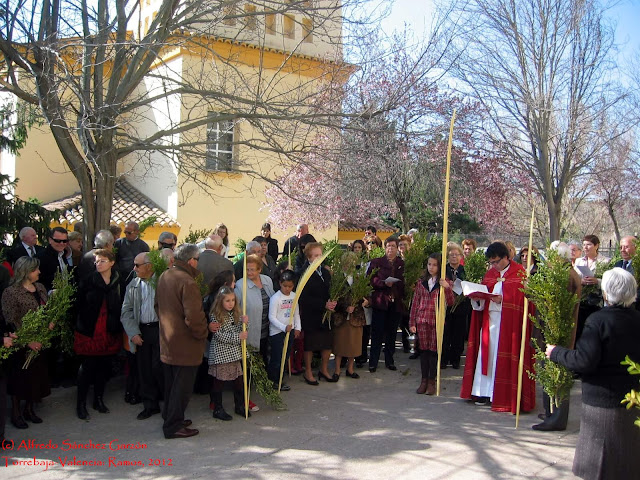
[93,396,109,414]
[76,401,89,420]
[233,390,250,417]
[212,392,232,421]
[532,392,569,431]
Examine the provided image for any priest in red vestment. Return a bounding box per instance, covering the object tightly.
[460,242,535,413]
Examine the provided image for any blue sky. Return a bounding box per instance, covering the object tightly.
[380,0,640,62]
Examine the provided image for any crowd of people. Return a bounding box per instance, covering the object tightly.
[0,222,639,479]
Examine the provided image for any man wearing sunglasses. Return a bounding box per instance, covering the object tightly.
[114,221,150,290]
[36,227,72,292]
[157,231,177,251]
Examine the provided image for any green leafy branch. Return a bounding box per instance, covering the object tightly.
[621,355,640,428]
[247,347,287,411]
[523,249,579,409]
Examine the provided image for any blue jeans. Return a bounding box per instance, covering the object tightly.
[267,332,294,383]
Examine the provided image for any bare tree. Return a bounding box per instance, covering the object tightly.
[443,0,636,240]
[588,131,639,242]
[0,0,381,245]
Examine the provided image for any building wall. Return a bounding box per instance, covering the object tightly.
[1,123,79,203]
[135,0,343,60]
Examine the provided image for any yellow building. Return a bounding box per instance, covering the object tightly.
[0,2,354,255]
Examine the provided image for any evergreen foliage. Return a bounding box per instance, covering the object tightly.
[524,250,580,408]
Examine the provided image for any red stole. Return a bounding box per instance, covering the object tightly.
[460,261,536,413]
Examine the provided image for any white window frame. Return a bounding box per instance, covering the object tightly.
[206,114,234,171]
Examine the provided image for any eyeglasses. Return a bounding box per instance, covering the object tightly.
[488,259,503,266]
[134,262,150,268]
[50,238,69,243]
[94,259,110,265]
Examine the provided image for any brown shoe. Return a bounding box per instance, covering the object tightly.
[416,379,428,394]
[165,427,199,439]
[426,379,436,396]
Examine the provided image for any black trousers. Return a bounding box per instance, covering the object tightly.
[419,349,438,380]
[137,323,164,409]
[356,325,370,363]
[77,355,112,403]
[162,363,197,437]
[125,352,139,396]
[369,306,401,368]
[443,302,468,366]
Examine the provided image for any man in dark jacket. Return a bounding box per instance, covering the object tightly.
[155,244,208,439]
[197,235,233,286]
[37,227,72,292]
[7,226,44,265]
[114,221,150,288]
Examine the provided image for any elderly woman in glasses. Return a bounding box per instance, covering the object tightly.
[546,268,640,480]
[73,249,123,420]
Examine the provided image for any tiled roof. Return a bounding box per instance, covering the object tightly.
[43,179,179,227]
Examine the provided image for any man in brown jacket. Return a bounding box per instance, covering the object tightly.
[155,244,208,439]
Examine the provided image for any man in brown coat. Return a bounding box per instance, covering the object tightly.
[155,244,208,439]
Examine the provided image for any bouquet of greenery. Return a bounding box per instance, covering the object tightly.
[368,245,385,260]
[148,249,169,289]
[322,250,349,327]
[581,259,614,307]
[349,264,375,310]
[402,233,429,308]
[48,271,77,355]
[321,239,343,270]
[15,306,50,369]
[621,355,640,428]
[247,346,287,411]
[4,271,77,367]
[463,251,487,284]
[523,249,580,410]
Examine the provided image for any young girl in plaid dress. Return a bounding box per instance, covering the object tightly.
[208,286,249,420]
[409,253,454,395]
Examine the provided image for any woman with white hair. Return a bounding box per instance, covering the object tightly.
[545,267,640,479]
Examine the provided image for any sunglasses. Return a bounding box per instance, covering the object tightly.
[134,262,151,268]
[124,230,137,235]
[159,242,176,249]
[50,238,69,244]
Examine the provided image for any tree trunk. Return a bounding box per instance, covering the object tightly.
[547,198,562,242]
[607,203,621,244]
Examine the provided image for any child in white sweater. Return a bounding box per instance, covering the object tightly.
[267,270,301,391]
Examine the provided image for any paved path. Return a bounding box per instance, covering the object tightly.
[1,351,579,479]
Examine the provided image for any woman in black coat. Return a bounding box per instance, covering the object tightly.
[546,267,640,480]
[74,249,122,420]
[298,242,336,385]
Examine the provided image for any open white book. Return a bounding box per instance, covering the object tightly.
[461,281,501,299]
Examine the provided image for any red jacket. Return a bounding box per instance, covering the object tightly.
[409,278,454,351]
